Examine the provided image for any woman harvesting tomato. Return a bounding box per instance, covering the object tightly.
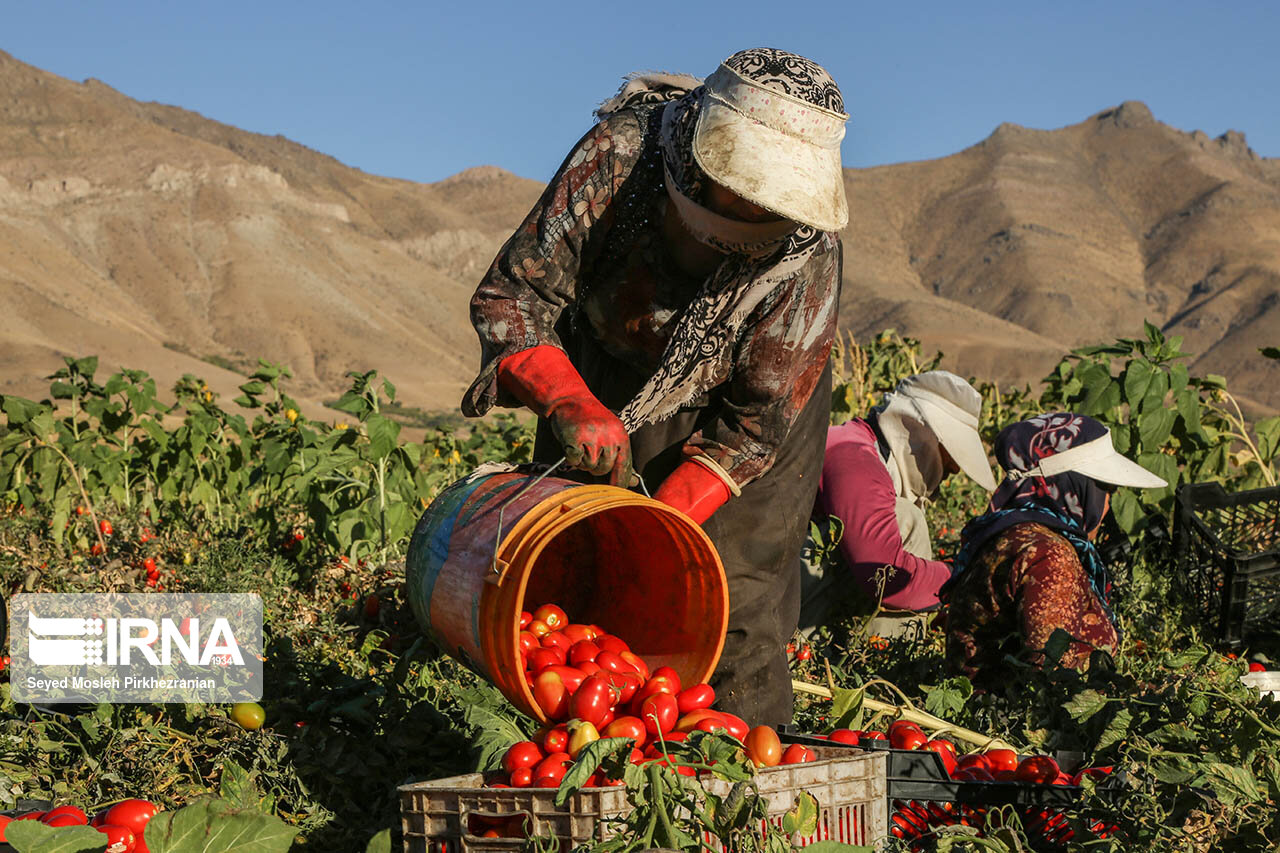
[943,413,1166,682]
[462,48,848,724]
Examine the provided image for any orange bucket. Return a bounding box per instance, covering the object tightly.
[406,470,728,722]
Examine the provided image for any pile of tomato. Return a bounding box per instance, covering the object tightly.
[0,798,157,852]
[806,722,1119,847]
[486,603,818,791]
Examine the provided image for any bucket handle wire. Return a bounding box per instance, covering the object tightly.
[489,457,650,577]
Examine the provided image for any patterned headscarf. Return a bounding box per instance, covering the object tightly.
[608,49,842,432]
[948,413,1117,619]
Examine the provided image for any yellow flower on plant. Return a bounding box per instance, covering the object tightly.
[202,391,213,403]
[450,450,461,463]
[286,408,299,423]
[336,422,348,430]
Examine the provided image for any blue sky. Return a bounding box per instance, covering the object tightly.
[3,2,1277,184]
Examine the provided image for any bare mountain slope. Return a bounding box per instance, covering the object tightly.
[1,50,1276,416]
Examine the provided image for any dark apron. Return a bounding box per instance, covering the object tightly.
[533,330,831,726]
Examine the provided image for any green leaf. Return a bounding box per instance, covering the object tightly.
[1138,408,1176,449]
[459,684,530,772]
[782,790,818,837]
[49,381,78,399]
[332,391,372,419]
[2,395,45,426]
[219,760,257,809]
[1110,489,1145,536]
[800,844,873,853]
[1123,360,1155,408]
[1255,416,1280,463]
[4,821,107,852]
[1062,689,1110,723]
[1082,379,1121,417]
[1043,628,1073,665]
[261,439,291,475]
[828,685,866,731]
[366,414,400,461]
[555,738,635,805]
[145,797,296,852]
[364,829,393,853]
[922,676,973,718]
[1095,707,1133,752]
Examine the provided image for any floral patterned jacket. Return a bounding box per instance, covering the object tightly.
[462,103,840,488]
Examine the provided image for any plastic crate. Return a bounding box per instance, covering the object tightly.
[778,731,1120,850]
[1174,482,1280,647]
[398,746,887,853]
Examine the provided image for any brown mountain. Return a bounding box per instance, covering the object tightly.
[1,51,1277,418]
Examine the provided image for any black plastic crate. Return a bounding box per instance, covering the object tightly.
[1174,482,1280,647]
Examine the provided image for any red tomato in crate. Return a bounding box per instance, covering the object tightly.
[780,744,816,765]
[923,740,958,774]
[743,726,782,767]
[983,748,1018,773]
[532,752,572,786]
[889,725,928,751]
[650,666,681,693]
[510,767,534,788]
[1015,755,1060,784]
[602,715,647,747]
[860,730,887,742]
[502,741,545,773]
[953,766,995,782]
[676,684,715,713]
[674,708,725,733]
[640,692,679,736]
[540,725,569,753]
[569,675,615,727]
[532,604,568,631]
[96,824,137,853]
[955,753,990,772]
[42,806,88,825]
[100,801,158,844]
[719,712,750,742]
[1248,662,1266,672]
[561,624,594,644]
[828,728,860,745]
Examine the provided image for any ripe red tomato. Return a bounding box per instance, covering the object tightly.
[860,730,887,742]
[594,634,629,655]
[532,604,567,631]
[540,725,569,753]
[1015,755,1060,784]
[570,675,616,727]
[142,557,157,574]
[42,805,88,825]
[502,741,545,773]
[780,744,816,765]
[676,683,715,713]
[1071,765,1114,785]
[519,611,533,629]
[650,666,682,693]
[532,752,571,785]
[630,675,677,711]
[953,766,995,782]
[1248,662,1267,673]
[594,651,635,675]
[43,814,85,827]
[527,648,564,673]
[540,631,572,653]
[101,800,158,841]
[568,641,601,666]
[620,651,650,680]
[796,645,812,661]
[532,671,569,719]
[578,661,602,676]
[675,709,726,733]
[640,692,679,736]
[922,740,958,774]
[541,665,586,694]
[96,824,137,853]
[719,712,749,742]
[744,726,782,767]
[889,725,928,751]
[99,519,113,536]
[955,753,990,772]
[983,748,1018,773]
[518,631,539,656]
[526,619,551,638]
[602,715,647,748]
[828,729,860,745]
[561,624,594,644]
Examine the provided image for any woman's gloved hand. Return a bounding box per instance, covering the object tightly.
[654,460,732,525]
[498,346,633,486]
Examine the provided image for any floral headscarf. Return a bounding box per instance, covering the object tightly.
[948,413,1117,620]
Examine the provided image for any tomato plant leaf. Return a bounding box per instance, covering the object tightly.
[4,821,107,853]
[829,685,866,731]
[782,790,818,837]
[555,737,634,804]
[145,796,297,852]
[1094,707,1133,752]
[1043,628,1073,665]
[219,759,257,809]
[922,676,973,718]
[1062,689,1110,723]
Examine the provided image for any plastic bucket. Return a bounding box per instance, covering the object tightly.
[406,470,729,721]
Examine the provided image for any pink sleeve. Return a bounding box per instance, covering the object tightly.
[819,440,953,611]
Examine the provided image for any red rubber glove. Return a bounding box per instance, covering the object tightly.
[654,460,732,525]
[498,346,633,486]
